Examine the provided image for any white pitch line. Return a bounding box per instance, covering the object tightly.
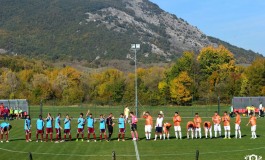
[133,140,141,160]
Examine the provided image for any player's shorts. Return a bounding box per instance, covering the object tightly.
[251,125,256,132]
[36,129,43,134]
[119,128,125,133]
[46,128,53,133]
[131,124,137,131]
[77,128,84,133]
[100,129,106,133]
[235,124,240,130]
[214,124,221,131]
[174,126,181,132]
[25,129,31,134]
[155,127,162,133]
[55,128,61,134]
[204,126,212,132]
[64,129,70,134]
[224,126,230,131]
[88,127,95,133]
[145,125,152,132]
[187,127,194,131]
[195,127,201,132]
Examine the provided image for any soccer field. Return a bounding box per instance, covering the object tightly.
[0,105,264,160]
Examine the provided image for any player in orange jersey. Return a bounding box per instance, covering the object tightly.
[222,111,231,139]
[163,122,172,140]
[194,113,202,139]
[143,111,153,140]
[186,121,195,139]
[246,112,257,139]
[173,112,182,139]
[234,111,241,139]
[203,121,212,139]
[212,111,222,138]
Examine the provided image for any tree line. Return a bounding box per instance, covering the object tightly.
[0,45,264,105]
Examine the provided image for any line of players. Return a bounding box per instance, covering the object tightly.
[0,110,257,143]
[143,110,257,141]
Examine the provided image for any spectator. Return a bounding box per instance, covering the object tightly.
[3,107,9,121]
[259,102,263,117]
[18,108,23,119]
[0,103,4,118]
[14,108,19,119]
[9,107,14,120]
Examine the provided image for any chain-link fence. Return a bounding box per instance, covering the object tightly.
[29,97,231,119]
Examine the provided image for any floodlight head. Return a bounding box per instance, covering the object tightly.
[131,44,140,49]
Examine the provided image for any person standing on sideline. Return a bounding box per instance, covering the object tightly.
[86,110,97,142]
[24,115,32,142]
[246,112,257,139]
[117,113,126,141]
[36,115,44,142]
[130,112,138,141]
[45,113,53,142]
[0,122,12,143]
[259,102,263,117]
[76,113,85,141]
[194,113,202,139]
[186,121,195,139]
[222,111,231,139]
[143,111,153,140]
[173,112,182,139]
[212,111,222,138]
[99,114,107,141]
[234,111,242,139]
[63,114,71,141]
[124,106,130,121]
[154,113,163,141]
[203,121,212,139]
[106,113,115,141]
[55,113,63,143]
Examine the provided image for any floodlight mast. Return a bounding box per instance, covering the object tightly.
[131,44,140,118]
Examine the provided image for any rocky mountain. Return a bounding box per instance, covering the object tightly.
[0,0,263,64]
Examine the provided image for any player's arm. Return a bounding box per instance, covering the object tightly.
[86,110,90,117]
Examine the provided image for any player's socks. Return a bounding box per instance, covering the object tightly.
[224,131,227,138]
[209,132,212,138]
[29,133,31,140]
[100,134,102,140]
[228,131,231,138]
[122,134,125,140]
[36,134,38,140]
[215,131,217,137]
[154,134,157,140]
[56,134,58,141]
[219,131,221,137]
[6,134,8,141]
[81,133,84,139]
[41,134,43,141]
[191,132,194,139]
[135,132,138,139]
[187,133,189,139]
[159,134,162,140]
[195,132,197,138]
[145,133,148,139]
[76,133,79,139]
[167,134,170,139]
[26,134,28,141]
[235,131,237,138]
[179,132,182,139]
[199,131,202,138]
[93,134,96,140]
[238,130,241,138]
[148,133,151,139]
[46,134,48,141]
[205,132,208,138]
[87,133,90,140]
[163,134,165,140]
[131,132,134,139]
[175,132,178,139]
[104,135,107,140]
[118,133,121,139]
[69,135,72,140]
[50,134,53,141]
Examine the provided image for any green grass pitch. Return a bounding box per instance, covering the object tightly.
[0,105,264,160]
